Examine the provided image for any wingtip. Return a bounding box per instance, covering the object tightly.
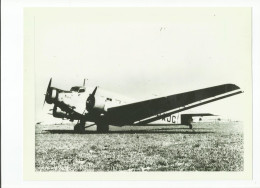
[225,83,240,90]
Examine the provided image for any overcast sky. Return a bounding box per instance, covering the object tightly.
[24,8,251,122]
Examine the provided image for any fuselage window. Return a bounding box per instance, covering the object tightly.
[106,98,112,101]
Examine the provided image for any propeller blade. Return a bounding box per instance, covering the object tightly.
[43,78,52,108]
[91,86,98,96]
[47,78,52,90]
[86,87,98,111]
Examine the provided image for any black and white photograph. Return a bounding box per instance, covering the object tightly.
[23,7,252,180]
[3,0,260,186]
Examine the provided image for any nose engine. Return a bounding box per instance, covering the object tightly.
[44,78,59,105]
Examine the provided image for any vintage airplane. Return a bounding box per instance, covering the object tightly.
[43,78,243,133]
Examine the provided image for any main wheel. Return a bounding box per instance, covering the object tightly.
[97,123,109,133]
[74,123,85,133]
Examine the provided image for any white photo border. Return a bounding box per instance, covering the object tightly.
[2,0,260,187]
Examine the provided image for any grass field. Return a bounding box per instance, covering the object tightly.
[35,122,243,171]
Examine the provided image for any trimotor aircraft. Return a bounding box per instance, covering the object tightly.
[43,78,243,133]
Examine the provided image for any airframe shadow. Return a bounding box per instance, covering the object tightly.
[43,128,214,134]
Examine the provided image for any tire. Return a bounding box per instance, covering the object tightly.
[74,123,85,133]
[97,124,109,133]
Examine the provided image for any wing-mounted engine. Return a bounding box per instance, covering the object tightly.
[86,87,108,113]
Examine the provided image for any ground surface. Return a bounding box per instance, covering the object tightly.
[35,122,243,171]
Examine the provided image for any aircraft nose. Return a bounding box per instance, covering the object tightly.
[57,93,73,103]
[58,93,64,102]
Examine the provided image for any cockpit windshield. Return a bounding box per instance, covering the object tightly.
[78,89,85,93]
[70,87,80,92]
[70,86,85,93]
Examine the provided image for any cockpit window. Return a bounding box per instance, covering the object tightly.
[70,86,85,93]
[70,87,79,92]
[79,89,85,93]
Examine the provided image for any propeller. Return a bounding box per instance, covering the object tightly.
[86,86,98,111]
[43,78,52,108]
[91,86,98,95]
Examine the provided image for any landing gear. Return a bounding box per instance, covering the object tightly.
[181,115,193,129]
[96,123,109,133]
[74,120,85,133]
[186,117,193,129]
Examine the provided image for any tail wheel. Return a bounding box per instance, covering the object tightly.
[188,117,193,129]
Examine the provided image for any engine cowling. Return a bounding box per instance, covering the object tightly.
[86,95,107,113]
[51,89,58,100]
[45,88,59,104]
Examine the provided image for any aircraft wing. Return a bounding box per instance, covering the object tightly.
[105,84,242,125]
